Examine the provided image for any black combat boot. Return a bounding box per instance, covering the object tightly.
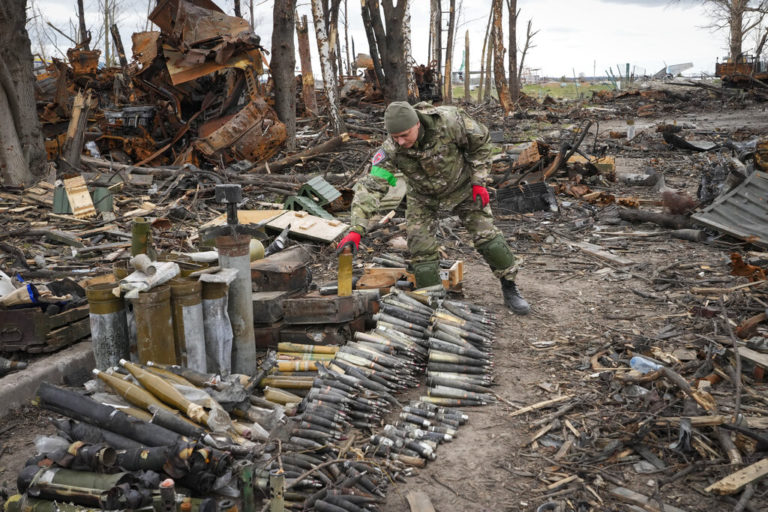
[501,279,530,315]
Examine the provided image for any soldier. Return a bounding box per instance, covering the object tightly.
[337,101,530,315]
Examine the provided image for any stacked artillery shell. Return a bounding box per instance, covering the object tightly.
[258,343,339,405]
[423,299,499,407]
[363,399,470,467]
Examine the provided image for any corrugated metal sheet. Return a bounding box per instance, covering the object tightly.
[692,171,768,248]
[300,176,341,206]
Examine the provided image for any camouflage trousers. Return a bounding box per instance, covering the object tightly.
[406,182,520,280]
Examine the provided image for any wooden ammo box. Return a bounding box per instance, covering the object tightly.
[279,314,367,346]
[250,246,311,292]
[282,292,365,325]
[252,290,297,324]
[0,305,90,353]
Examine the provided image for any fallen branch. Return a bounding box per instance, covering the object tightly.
[618,207,693,230]
[248,133,350,174]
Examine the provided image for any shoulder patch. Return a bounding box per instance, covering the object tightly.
[371,149,387,166]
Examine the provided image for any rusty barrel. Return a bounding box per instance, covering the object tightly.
[201,280,233,375]
[170,278,205,372]
[216,234,256,376]
[86,283,130,369]
[131,285,175,365]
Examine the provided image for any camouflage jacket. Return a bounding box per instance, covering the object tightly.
[350,102,493,234]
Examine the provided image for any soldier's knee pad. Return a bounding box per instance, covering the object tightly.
[412,260,442,288]
[476,235,516,271]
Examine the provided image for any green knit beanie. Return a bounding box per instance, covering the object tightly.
[384,101,419,133]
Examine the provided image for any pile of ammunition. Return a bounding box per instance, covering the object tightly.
[423,299,498,406]
[14,285,498,511]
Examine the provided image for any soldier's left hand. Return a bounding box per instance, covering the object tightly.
[472,185,490,207]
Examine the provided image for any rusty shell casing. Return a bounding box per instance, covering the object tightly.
[86,283,130,370]
[170,278,205,372]
[131,285,176,365]
[216,234,256,376]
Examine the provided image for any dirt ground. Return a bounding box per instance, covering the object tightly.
[2,87,768,511]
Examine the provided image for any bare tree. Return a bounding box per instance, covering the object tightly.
[77,0,88,48]
[491,0,512,113]
[464,30,470,102]
[477,5,492,101]
[517,18,538,84]
[443,0,456,103]
[311,0,346,135]
[686,0,768,61]
[272,0,297,151]
[430,0,441,80]
[1,0,46,185]
[296,14,318,115]
[360,0,410,102]
[403,0,419,101]
[506,0,519,101]
[483,23,494,101]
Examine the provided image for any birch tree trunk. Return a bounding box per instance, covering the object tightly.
[271,0,296,151]
[311,0,346,135]
[430,0,442,83]
[443,0,456,103]
[492,0,512,113]
[403,0,419,102]
[483,24,494,101]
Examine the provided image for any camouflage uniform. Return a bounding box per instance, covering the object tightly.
[350,102,519,286]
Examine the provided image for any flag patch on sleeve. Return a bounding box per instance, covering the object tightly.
[371,149,387,166]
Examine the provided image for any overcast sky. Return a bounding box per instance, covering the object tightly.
[28,0,737,78]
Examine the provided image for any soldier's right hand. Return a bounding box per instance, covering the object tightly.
[336,231,361,255]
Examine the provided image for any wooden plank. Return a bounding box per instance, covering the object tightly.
[570,241,633,266]
[705,458,768,495]
[47,305,90,329]
[509,396,572,418]
[63,176,96,219]
[46,317,91,349]
[736,345,768,370]
[199,209,286,230]
[75,242,132,255]
[405,491,436,512]
[266,210,348,243]
[609,487,687,512]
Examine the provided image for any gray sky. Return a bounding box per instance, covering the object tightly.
[28,0,737,78]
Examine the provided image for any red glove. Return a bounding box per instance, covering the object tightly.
[472,185,490,207]
[336,231,361,254]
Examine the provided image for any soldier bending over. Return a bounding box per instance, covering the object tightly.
[337,101,530,315]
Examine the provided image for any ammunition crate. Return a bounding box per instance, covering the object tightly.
[0,305,90,353]
[282,293,366,325]
[250,246,311,292]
